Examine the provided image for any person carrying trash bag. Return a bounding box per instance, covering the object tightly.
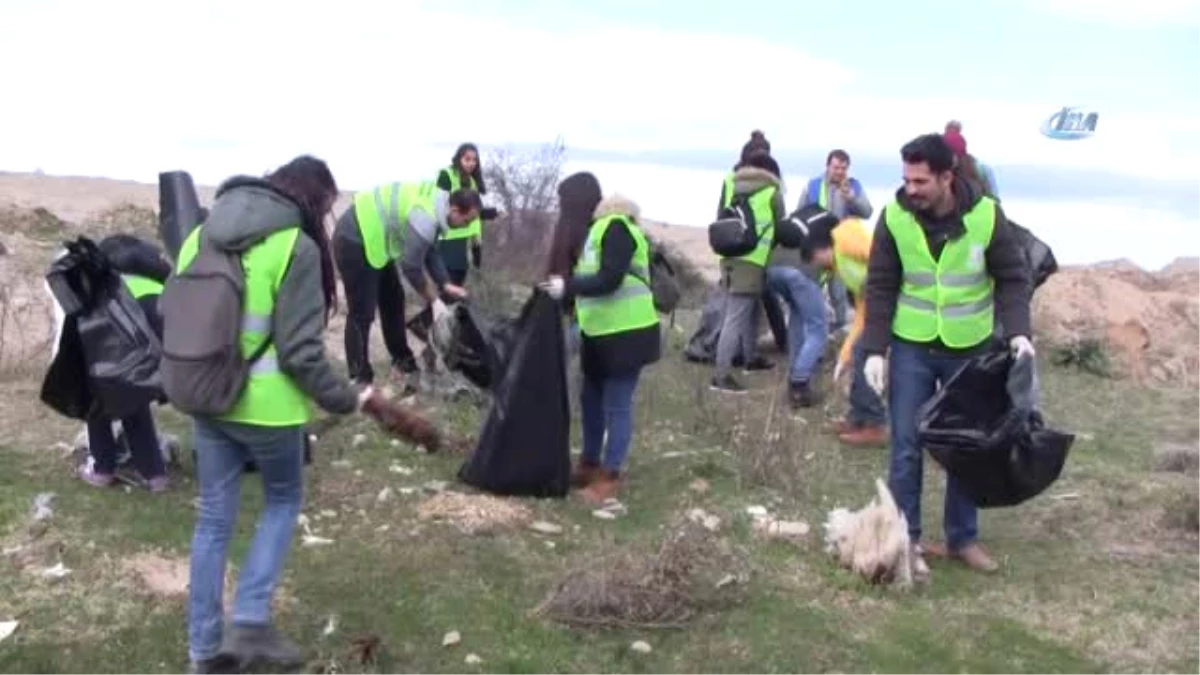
[434,143,501,285]
[159,156,414,673]
[332,179,480,388]
[861,133,1032,576]
[540,193,662,505]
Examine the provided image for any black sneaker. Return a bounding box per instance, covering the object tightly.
[710,374,747,394]
[219,623,305,670]
[742,357,775,372]
[393,355,420,375]
[788,381,822,409]
[189,654,238,674]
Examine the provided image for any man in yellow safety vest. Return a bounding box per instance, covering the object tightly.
[861,133,1033,577]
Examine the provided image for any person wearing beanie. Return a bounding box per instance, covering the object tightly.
[943,125,1000,199]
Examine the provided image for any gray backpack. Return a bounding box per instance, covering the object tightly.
[159,235,272,416]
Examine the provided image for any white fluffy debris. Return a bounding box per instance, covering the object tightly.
[631,640,653,654]
[823,478,915,589]
[442,630,461,647]
[31,493,55,521]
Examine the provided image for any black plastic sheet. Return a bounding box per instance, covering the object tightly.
[458,290,570,498]
[919,349,1074,508]
[158,170,205,260]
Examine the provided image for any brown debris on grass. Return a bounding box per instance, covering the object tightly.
[531,519,749,630]
[415,491,533,535]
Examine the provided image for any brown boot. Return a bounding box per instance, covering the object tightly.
[838,425,888,447]
[579,471,622,506]
[924,542,999,574]
[823,418,854,436]
[570,460,602,489]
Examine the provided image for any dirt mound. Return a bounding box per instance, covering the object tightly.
[1034,265,1198,386]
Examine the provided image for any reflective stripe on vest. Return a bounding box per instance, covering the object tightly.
[122,274,164,299]
[353,182,435,269]
[438,167,482,241]
[176,226,310,426]
[572,214,660,338]
[721,178,776,268]
[885,198,997,348]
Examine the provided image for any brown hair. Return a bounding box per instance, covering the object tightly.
[266,155,339,319]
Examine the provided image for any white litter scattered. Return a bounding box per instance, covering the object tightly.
[686,508,721,532]
[591,510,617,521]
[389,464,414,476]
[0,621,17,643]
[32,493,55,521]
[465,653,483,665]
[745,505,769,518]
[42,562,71,579]
[529,521,564,535]
[322,615,338,637]
[442,630,461,647]
[377,487,394,504]
[302,535,335,547]
[352,434,367,448]
[631,640,653,654]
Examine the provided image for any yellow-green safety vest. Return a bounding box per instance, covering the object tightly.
[833,250,867,297]
[886,197,997,348]
[573,214,660,338]
[352,181,436,269]
[438,167,482,242]
[177,226,310,426]
[122,274,164,299]
[721,173,775,268]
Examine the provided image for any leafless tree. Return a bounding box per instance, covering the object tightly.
[483,136,566,216]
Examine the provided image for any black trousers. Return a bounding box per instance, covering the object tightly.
[333,231,416,384]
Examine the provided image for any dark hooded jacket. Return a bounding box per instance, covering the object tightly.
[862,176,1032,356]
[204,177,360,416]
[563,194,662,378]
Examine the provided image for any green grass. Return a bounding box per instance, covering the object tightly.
[0,308,1196,673]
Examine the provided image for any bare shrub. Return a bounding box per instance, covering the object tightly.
[532,517,749,629]
[0,278,55,381]
[480,138,567,283]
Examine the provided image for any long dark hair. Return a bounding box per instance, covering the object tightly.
[266,155,339,318]
[451,142,486,194]
[546,172,602,278]
[955,153,990,197]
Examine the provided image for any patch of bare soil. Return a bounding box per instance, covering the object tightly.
[415,491,533,535]
[1035,263,1199,387]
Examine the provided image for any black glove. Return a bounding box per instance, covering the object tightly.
[481,207,500,221]
[470,243,482,269]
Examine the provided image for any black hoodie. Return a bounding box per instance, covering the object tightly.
[862,176,1031,356]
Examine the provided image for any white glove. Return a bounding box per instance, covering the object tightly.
[1010,335,1035,360]
[864,355,887,397]
[539,275,565,300]
[430,298,451,323]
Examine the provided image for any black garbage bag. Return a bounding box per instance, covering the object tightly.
[41,312,93,420]
[158,170,205,260]
[458,289,570,498]
[440,303,519,391]
[44,237,164,420]
[918,349,1074,508]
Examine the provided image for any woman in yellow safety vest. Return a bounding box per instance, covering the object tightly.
[825,218,888,446]
[539,193,662,504]
[435,143,500,285]
[332,180,480,387]
[179,156,392,672]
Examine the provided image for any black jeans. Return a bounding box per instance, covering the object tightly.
[86,405,165,479]
[333,232,416,384]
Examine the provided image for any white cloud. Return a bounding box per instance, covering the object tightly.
[0,0,1195,251]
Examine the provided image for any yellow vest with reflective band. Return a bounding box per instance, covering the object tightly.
[438,167,482,242]
[572,214,660,338]
[721,174,776,268]
[122,274,164,299]
[352,181,436,269]
[885,197,997,349]
[176,226,310,426]
[831,218,872,297]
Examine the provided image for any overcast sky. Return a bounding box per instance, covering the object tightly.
[1,0,1197,268]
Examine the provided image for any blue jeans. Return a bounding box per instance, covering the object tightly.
[580,368,642,473]
[848,340,887,427]
[887,341,978,550]
[766,267,828,385]
[188,418,305,662]
[827,276,849,329]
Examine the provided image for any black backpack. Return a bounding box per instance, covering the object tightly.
[708,193,765,258]
[159,234,272,416]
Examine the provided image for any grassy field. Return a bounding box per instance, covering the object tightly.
[0,293,1197,673]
